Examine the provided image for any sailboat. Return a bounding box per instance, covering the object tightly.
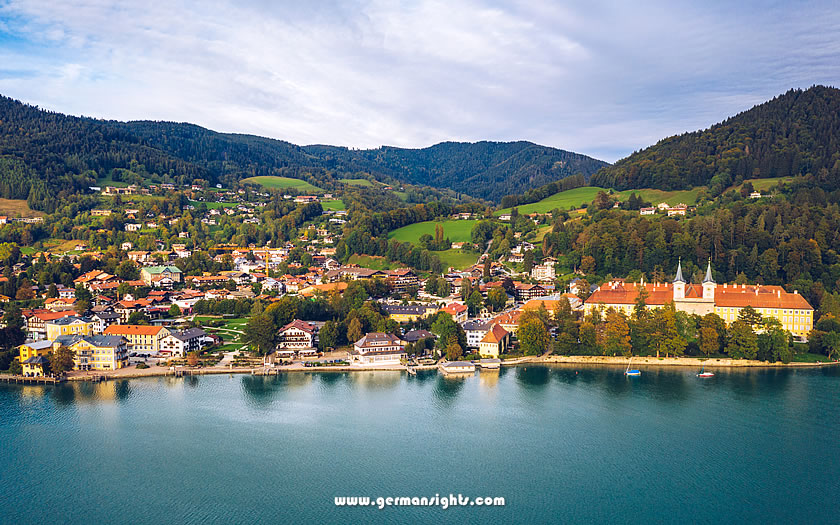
[697,364,714,378]
[625,356,641,376]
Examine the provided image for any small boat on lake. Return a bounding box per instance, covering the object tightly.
[625,357,641,377]
[697,364,715,378]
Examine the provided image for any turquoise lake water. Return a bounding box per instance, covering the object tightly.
[2,365,839,524]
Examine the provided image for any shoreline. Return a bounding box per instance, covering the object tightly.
[4,355,838,384]
[535,355,840,368]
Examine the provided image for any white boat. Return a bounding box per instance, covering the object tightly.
[697,364,714,378]
[625,357,641,376]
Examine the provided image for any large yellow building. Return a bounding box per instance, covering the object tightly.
[585,261,814,340]
[17,340,53,376]
[67,335,129,371]
[45,316,95,341]
[103,325,170,353]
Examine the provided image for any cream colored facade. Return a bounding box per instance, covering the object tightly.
[584,262,814,339]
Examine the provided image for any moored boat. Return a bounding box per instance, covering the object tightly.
[625,356,641,376]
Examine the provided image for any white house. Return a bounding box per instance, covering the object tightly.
[463,320,492,349]
[277,320,318,351]
[159,328,207,357]
[351,332,405,365]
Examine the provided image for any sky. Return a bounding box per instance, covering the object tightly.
[0,1,839,163]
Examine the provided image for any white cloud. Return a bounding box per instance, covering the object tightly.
[0,0,839,162]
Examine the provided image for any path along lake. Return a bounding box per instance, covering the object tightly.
[2,365,839,524]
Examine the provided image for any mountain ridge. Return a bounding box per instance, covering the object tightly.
[590,85,840,194]
[0,94,608,209]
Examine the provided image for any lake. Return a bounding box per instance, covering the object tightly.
[2,365,839,524]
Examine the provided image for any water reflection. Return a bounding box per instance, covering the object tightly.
[346,371,401,389]
[114,380,132,401]
[240,374,289,408]
[433,374,467,405]
[478,369,500,388]
[317,372,348,388]
[514,366,550,389]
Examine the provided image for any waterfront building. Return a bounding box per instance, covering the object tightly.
[478,324,510,359]
[351,332,405,365]
[103,325,170,353]
[277,320,319,351]
[159,328,208,357]
[17,340,53,376]
[584,261,814,339]
[66,335,129,371]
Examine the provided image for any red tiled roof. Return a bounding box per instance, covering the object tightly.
[585,282,813,310]
[104,325,164,336]
[480,324,508,344]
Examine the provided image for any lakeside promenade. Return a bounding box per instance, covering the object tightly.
[1,353,826,383]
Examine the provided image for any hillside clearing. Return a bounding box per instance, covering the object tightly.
[387,220,478,244]
[241,176,323,193]
[0,198,44,218]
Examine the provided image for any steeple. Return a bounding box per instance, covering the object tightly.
[703,260,715,283]
[673,258,686,283]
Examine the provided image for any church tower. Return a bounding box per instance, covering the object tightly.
[703,260,716,301]
[673,259,686,300]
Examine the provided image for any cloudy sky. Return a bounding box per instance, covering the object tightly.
[0,1,839,162]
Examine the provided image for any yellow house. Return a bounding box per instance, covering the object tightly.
[67,335,129,371]
[17,340,54,376]
[103,325,169,353]
[45,316,96,341]
[479,324,511,358]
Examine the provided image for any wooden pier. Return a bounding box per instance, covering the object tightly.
[0,375,63,385]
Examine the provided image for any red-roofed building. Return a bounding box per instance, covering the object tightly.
[440,303,468,323]
[479,324,510,358]
[585,261,813,339]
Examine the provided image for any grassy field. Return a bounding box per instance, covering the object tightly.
[734,176,794,193]
[241,176,323,193]
[387,220,478,244]
[616,187,704,206]
[436,249,479,270]
[340,178,376,187]
[188,200,237,209]
[347,254,404,270]
[496,187,606,215]
[321,199,346,211]
[0,198,45,218]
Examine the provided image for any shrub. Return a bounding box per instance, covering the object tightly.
[136,363,150,370]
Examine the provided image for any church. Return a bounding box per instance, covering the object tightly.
[584,261,814,340]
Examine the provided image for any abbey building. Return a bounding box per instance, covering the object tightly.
[584,261,814,339]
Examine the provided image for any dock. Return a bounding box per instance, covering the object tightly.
[0,375,64,385]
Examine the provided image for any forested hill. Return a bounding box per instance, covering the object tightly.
[304,141,609,202]
[591,85,840,195]
[0,94,607,209]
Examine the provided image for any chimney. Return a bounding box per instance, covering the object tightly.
[777,290,781,298]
